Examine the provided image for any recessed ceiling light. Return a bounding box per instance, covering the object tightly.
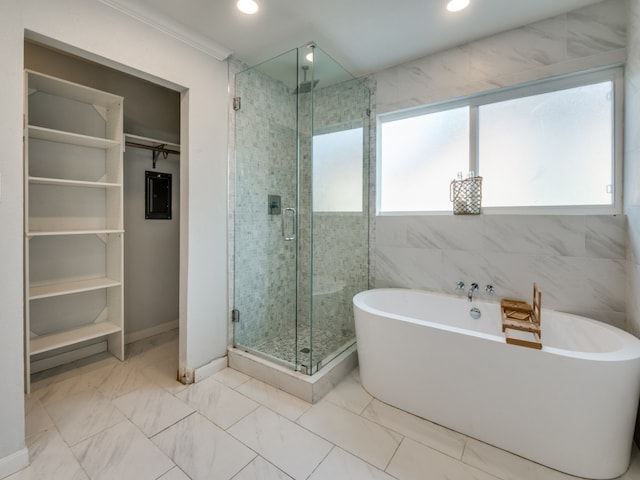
[447,0,470,12]
[237,0,258,14]
[306,52,314,62]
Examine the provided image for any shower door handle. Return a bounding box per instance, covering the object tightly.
[282,207,296,241]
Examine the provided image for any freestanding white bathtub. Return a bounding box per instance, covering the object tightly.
[354,288,640,479]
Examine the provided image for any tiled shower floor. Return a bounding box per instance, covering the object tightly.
[252,326,354,372]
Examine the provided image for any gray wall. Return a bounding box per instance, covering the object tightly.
[370,0,629,329]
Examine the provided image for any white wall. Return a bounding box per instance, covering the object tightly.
[370,0,629,328]
[0,1,30,475]
[0,0,229,473]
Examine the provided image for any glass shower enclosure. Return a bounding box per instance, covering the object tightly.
[233,43,370,375]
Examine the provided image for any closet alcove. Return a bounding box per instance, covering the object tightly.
[24,40,181,388]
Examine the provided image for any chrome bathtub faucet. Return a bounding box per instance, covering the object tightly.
[485,284,495,294]
[468,282,479,302]
[455,281,465,290]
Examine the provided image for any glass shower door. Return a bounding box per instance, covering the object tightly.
[233,48,300,369]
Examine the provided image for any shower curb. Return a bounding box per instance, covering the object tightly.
[227,344,358,403]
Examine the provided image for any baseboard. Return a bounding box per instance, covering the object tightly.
[0,447,29,479]
[194,356,227,383]
[125,320,179,344]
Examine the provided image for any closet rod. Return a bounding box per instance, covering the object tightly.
[125,141,180,156]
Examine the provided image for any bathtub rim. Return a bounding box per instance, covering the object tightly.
[353,288,640,362]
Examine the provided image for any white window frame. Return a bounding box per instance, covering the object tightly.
[376,67,624,215]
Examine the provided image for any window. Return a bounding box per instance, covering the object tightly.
[313,127,363,212]
[378,68,622,214]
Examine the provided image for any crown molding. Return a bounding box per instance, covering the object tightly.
[99,0,232,61]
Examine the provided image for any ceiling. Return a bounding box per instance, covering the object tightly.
[100,0,605,77]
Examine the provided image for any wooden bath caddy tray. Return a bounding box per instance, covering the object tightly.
[501,284,542,350]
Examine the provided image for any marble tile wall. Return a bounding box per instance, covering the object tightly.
[230,55,371,363]
[232,63,298,348]
[375,0,627,115]
[370,0,629,330]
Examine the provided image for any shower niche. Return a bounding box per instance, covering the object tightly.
[232,43,370,382]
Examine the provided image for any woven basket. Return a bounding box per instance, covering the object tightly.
[450,176,482,215]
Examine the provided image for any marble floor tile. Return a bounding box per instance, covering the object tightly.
[141,357,188,395]
[126,336,178,369]
[44,388,126,446]
[232,456,293,480]
[322,369,373,415]
[29,352,120,393]
[236,378,311,421]
[157,467,191,480]
[214,366,252,389]
[96,362,156,399]
[37,364,115,406]
[362,398,467,459]
[308,447,396,480]
[297,400,402,470]
[24,395,53,439]
[112,384,195,437]
[462,437,584,480]
[72,420,174,480]
[176,377,259,429]
[620,447,640,479]
[228,406,332,480]
[387,438,497,480]
[6,429,87,480]
[152,412,255,480]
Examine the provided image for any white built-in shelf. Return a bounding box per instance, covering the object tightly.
[24,69,125,393]
[28,126,120,149]
[30,321,122,356]
[28,176,121,189]
[27,229,124,238]
[28,70,123,107]
[29,277,121,300]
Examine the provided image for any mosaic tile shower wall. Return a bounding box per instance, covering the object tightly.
[234,65,298,350]
[233,51,370,372]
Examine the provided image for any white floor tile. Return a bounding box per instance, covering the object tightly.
[24,396,53,440]
[44,388,126,446]
[362,398,467,459]
[6,429,87,480]
[126,338,178,369]
[620,446,640,479]
[232,456,293,480]
[140,357,188,395]
[228,406,332,480]
[112,384,195,437]
[176,377,259,429]
[462,438,584,480]
[96,362,155,399]
[297,400,402,470]
[37,364,115,406]
[387,438,497,480]
[214,367,252,389]
[71,420,174,480]
[309,447,396,480]
[157,467,191,480]
[323,370,373,415]
[152,412,256,480]
[236,378,311,421]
